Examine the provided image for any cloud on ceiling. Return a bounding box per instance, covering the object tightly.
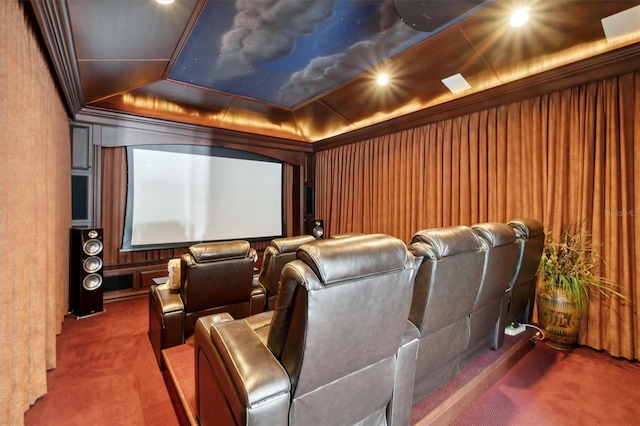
[215,0,336,80]
[279,0,416,105]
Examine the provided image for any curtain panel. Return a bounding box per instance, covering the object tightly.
[1,1,71,424]
[315,72,639,360]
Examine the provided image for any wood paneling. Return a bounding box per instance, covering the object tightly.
[91,113,304,296]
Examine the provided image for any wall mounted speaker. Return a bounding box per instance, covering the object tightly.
[393,0,485,32]
[69,228,104,317]
[306,219,324,239]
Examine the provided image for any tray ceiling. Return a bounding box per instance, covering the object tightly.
[30,0,640,142]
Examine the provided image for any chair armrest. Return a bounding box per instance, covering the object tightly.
[250,281,267,315]
[194,316,290,426]
[493,289,511,350]
[149,284,185,367]
[150,284,183,315]
[389,320,419,426]
[197,312,235,328]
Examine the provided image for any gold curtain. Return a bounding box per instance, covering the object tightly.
[316,72,639,360]
[1,1,71,424]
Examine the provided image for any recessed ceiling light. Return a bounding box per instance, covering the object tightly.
[441,73,471,94]
[509,7,530,28]
[156,0,174,5]
[377,73,389,86]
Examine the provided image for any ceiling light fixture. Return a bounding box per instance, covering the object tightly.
[441,73,471,94]
[377,73,389,86]
[156,0,174,5]
[601,5,640,43]
[509,7,530,28]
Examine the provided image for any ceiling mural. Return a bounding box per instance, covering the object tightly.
[169,0,490,108]
[30,0,640,141]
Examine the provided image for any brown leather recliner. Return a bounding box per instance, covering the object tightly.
[408,226,486,402]
[256,235,316,310]
[462,222,521,366]
[194,234,419,425]
[148,240,265,368]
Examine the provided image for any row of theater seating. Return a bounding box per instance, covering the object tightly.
[148,234,317,367]
[148,219,544,425]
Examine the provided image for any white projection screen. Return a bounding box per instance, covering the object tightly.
[122,145,283,250]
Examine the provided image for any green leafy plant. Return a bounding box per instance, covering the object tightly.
[539,225,629,312]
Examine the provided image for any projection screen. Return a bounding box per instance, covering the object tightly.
[122,144,283,250]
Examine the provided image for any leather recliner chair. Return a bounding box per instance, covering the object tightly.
[506,218,545,324]
[461,222,521,366]
[256,234,316,310]
[148,240,265,368]
[194,234,419,425]
[408,226,486,402]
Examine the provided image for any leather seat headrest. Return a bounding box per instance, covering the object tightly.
[410,226,482,259]
[508,218,544,239]
[272,235,316,254]
[189,240,251,263]
[296,234,410,286]
[472,223,517,247]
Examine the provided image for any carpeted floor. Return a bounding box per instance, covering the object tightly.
[24,295,640,425]
[24,296,178,426]
[452,342,640,425]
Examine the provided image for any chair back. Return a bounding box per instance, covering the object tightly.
[267,234,416,425]
[180,240,256,332]
[409,226,485,335]
[258,235,316,310]
[463,222,520,364]
[408,225,485,401]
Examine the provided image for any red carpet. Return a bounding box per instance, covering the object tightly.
[24,296,640,425]
[452,342,640,425]
[24,297,178,426]
[163,343,197,425]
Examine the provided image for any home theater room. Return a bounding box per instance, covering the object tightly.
[2,0,640,424]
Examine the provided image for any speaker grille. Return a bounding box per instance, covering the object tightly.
[83,256,103,274]
[83,274,103,291]
[83,238,103,256]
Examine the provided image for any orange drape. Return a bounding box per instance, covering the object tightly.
[1,1,71,424]
[316,72,639,360]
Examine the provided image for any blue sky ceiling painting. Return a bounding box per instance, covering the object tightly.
[169,0,488,108]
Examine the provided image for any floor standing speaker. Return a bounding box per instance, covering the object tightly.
[70,228,104,317]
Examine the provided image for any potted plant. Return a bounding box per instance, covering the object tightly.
[537,224,628,350]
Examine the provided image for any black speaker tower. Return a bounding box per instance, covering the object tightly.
[69,228,104,317]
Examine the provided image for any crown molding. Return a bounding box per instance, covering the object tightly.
[29,0,84,116]
[315,42,640,151]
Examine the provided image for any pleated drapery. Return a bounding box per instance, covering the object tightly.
[316,72,639,360]
[1,1,71,424]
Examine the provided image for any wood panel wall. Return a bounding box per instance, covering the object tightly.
[69,113,311,297]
